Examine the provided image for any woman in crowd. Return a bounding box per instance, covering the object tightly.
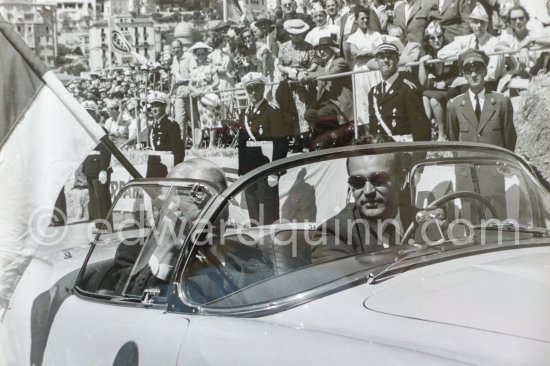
[346,5,382,126]
[244,25,275,99]
[418,20,459,141]
[305,2,339,46]
[189,42,221,149]
[208,30,234,118]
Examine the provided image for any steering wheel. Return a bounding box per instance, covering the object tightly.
[401,191,498,245]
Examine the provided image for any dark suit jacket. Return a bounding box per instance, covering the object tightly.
[447,91,517,151]
[436,0,474,43]
[238,99,292,176]
[368,73,431,141]
[83,126,112,177]
[149,114,185,165]
[307,56,353,118]
[393,0,438,43]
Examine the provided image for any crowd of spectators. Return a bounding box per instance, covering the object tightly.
[68,0,550,153]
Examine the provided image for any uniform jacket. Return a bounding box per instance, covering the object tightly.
[436,0,474,43]
[307,56,353,119]
[149,114,185,165]
[447,90,517,151]
[238,99,292,176]
[368,73,431,141]
[393,0,438,44]
[83,126,112,177]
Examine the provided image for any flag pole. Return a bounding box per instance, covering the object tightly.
[108,10,113,71]
[43,73,143,178]
[223,0,228,22]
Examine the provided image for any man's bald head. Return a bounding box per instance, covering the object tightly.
[167,158,228,193]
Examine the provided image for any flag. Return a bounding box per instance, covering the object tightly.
[109,17,150,65]
[225,0,243,22]
[0,17,106,320]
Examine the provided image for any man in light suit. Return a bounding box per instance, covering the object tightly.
[447,49,516,150]
[437,3,505,90]
[303,37,353,147]
[436,0,474,43]
[392,0,438,44]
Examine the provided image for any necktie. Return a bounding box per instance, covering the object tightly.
[475,38,479,50]
[475,95,481,122]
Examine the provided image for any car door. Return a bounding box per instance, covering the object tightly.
[41,181,218,365]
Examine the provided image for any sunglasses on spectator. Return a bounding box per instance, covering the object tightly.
[510,16,525,22]
[282,3,293,8]
[348,173,392,190]
[195,51,208,56]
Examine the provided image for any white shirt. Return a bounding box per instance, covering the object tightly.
[404,0,414,22]
[304,23,340,46]
[468,88,486,111]
[383,71,400,92]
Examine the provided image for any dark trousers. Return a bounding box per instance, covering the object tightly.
[245,178,280,226]
[87,174,112,227]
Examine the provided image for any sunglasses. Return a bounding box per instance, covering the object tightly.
[348,172,392,190]
[376,51,397,60]
[195,52,208,56]
[282,3,293,7]
[510,16,525,22]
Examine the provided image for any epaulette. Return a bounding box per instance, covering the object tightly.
[448,93,465,104]
[403,79,417,90]
[268,101,279,109]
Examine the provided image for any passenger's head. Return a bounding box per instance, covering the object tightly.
[346,154,403,220]
[167,158,228,193]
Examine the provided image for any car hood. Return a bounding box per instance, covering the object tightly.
[363,248,550,342]
[264,247,550,364]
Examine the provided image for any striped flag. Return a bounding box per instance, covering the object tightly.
[109,17,149,65]
[0,17,106,320]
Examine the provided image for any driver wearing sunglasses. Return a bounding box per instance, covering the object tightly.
[312,153,408,264]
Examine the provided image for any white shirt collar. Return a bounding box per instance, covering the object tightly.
[468,88,486,109]
[385,71,400,89]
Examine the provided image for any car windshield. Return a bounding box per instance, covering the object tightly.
[176,145,550,314]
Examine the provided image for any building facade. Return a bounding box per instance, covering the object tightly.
[89,15,159,70]
[0,0,58,67]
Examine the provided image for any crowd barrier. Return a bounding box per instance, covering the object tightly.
[177,46,550,141]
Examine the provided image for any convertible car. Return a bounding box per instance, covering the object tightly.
[2,142,550,365]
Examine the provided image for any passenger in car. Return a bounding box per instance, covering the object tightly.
[312,153,412,263]
[107,159,228,297]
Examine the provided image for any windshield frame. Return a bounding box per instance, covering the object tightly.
[170,143,550,317]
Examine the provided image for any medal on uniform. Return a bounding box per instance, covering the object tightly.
[392,108,397,128]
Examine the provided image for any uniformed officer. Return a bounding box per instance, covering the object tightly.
[447,49,517,151]
[82,100,112,229]
[238,72,293,225]
[447,49,517,221]
[147,91,185,177]
[367,36,431,142]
